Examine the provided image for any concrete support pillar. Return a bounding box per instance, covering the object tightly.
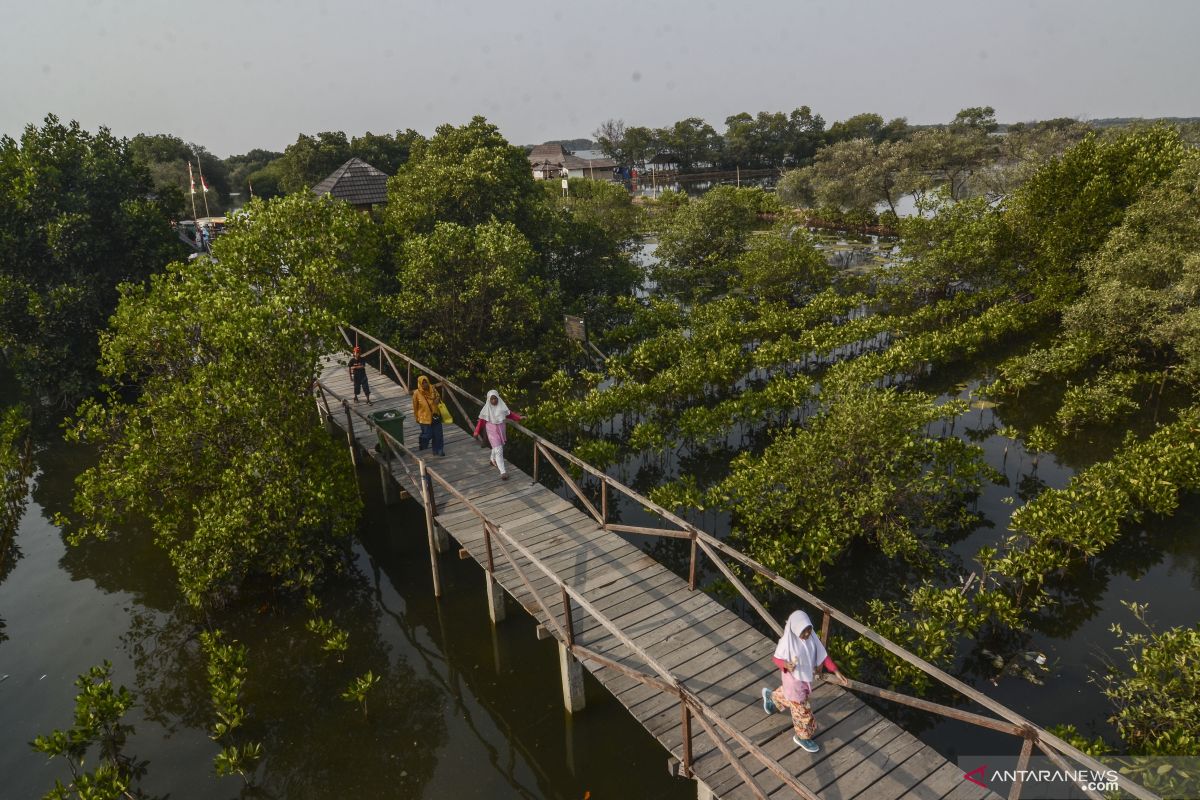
[696,780,716,800]
[558,641,586,713]
[485,573,506,623]
[379,462,398,505]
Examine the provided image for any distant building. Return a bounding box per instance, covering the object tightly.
[312,157,389,210]
[527,144,618,181]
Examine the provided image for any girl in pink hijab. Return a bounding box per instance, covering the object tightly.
[761,610,850,753]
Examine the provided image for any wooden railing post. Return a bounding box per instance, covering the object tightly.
[821,608,831,645]
[484,523,495,575]
[1009,732,1035,800]
[417,461,442,598]
[561,586,574,646]
[681,703,693,778]
[688,533,698,591]
[600,479,607,528]
[532,442,540,483]
[342,401,358,467]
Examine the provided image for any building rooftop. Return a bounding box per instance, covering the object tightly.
[528,143,617,171]
[311,157,389,206]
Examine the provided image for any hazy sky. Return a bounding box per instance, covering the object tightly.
[3,0,1198,156]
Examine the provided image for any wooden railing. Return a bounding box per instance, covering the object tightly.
[323,324,1157,800]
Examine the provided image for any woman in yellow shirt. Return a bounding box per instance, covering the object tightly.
[411,375,445,456]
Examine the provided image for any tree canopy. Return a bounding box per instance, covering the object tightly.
[65,192,381,608]
[0,115,182,404]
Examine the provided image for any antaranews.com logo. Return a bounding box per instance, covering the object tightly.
[959,755,1200,798]
[960,760,1120,798]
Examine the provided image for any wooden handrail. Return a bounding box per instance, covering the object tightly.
[322,335,1159,800]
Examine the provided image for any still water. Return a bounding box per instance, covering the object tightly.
[0,431,692,799]
[4,318,1199,798]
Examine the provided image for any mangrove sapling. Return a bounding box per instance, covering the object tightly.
[341,671,381,718]
[30,661,152,800]
[199,630,262,786]
[304,589,351,659]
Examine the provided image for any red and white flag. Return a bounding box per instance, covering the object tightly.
[188,162,196,195]
[201,174,209,193]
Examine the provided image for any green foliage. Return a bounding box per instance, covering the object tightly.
[826,112,910,144]
[306,615,351,657]
[798,137,914,215]
[223,148,283,199]
[999,408,1200,604]
[65,192,377,607]
[1101,603,1200,756]
[842,580,1018,691]
[381,118,639,386]
[1000,153,1200,413]
[710,388,991,582]
[1,404,32,588]
[386,219,551,386]
[1006,125,1189,290]
[572,438,619,469]
[30,661,147,800]
[0,115,182,403]
[277,131,352,193]
[721,107,826,168]
[276,129,424,193]
[652,185,763,300]
[213,742,263,784]
[199,630,262,785]
[385,116,544,238]
[894,193,1016,299]
[130,133,230,210]
[199,630,250,740]
[341,670,381,717]
[732,226,831,304]
[543,178,643,319]
[656,117,722,171]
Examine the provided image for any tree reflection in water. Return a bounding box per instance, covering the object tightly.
[117,564,446,799]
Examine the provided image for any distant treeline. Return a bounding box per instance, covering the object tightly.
[120,110,1200,216]
[590,110,1200,173]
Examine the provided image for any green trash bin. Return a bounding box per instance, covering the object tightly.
[370,409,405,459]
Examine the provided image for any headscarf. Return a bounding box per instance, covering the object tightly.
[478,389,511,425]
[773,610,827,684]
[415,375,439,418]
[417,375,438,403]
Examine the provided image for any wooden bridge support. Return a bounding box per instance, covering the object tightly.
[696,780,717,800]
[486,574,506,623]
[558,642,586,713]
[379,461,399,505]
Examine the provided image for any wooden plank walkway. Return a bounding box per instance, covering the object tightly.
[318,354,997,800]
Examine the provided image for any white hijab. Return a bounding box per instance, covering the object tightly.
[478,390,511,425]
[774,610,827,684]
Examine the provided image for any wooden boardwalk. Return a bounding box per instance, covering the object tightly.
[317,352,1000,800]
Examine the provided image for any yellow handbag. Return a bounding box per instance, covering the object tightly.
[437,400,453,424]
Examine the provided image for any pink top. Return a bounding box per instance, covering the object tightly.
[473,413,522,447]
[773,655,838,674]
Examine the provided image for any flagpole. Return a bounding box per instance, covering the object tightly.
[187,161,199,230]
[195,156,212,219]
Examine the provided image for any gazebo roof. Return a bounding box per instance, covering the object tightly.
[312,158,389,206]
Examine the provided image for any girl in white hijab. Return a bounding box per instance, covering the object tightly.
[761,610,850,753]
[472,390,523,479]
